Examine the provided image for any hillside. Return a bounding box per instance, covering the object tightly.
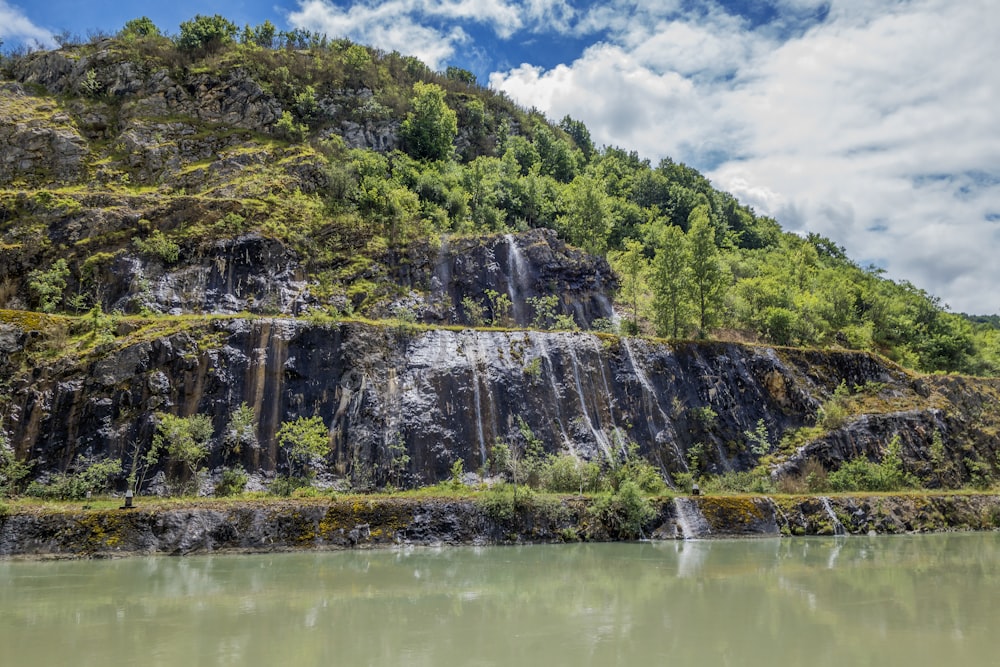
[1,17,1000,498]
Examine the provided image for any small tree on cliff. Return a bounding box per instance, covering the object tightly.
[277,415,330,480]
[152,412,213,493]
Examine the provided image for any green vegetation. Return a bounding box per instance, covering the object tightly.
[24,456,122,500]
[276,415,330,481]
[1,17,996,374]
[152,412,213,492]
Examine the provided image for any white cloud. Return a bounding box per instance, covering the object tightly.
[492,0,1000,313]
[0,0,54,47]
[288,0,533,67]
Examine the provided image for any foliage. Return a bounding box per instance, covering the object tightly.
[224,403,257,457]
[700,469,776,494]
[588,480,656,539]
[274,110,308,142]
[540,454,603,494]
[449,458,465,489]
[400,82,458,162]
[28,259,69,313]
[133,230,180,264]
[527,295,576,330]
[817,381,851,429]
[214,466,248,496]
[0,427,30,497]
[827,435,917,492]
[650,225,691,338]
[24,456,122,500]
[608,443,667,494]
[153,412,213,488]
[120,17,160,38]
[387,439,410,488]
[276,415,330,479]
[177,14,238,53]
[744,419,772,456]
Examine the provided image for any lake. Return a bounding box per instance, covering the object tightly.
[2,533,997,666]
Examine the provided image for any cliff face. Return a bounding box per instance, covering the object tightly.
[2,41,1000,495]
[3,313,998,489]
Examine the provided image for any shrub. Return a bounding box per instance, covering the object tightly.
[827,435,915,492]
[24,456,122,500]
[177,14,238,53]
[28,259,69,313]
[817,380,851,429]
[276,415,330,479]
[540,454,603,494]
[133,230,180,264]
[214,467,248,497]
[0,429,30,497]
[153,412,213,492]
[274,110,307,142]
[589,480,656,539]
[700,469,775,494]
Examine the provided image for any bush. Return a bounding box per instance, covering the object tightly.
[0,430,30,497]
[827,435,915,492]
[214,467,248,497]
[588,480,656,539]
[177,14,238,53]
[24,457,122,500]
[133,230,180,264]
[540,454,603,493]
[268,475,309,497]
[277,415,330,479]
[701,469,775,494]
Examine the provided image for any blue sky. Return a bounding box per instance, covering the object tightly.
[3,0,999,314]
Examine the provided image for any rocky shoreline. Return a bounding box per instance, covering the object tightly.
[2,493,999,559]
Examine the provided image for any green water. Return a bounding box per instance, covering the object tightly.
[2,533,998,666]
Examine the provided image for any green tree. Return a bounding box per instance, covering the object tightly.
[400,82,458,162]
[224,403,257,458]
[557,174,612,254]
[609,238,648,332]
[650,225,691,338]
[28,259,69,313]
[445,66,476,85]
[533,125,577,182]
[0,423,30,497]
[242,20,276,48]
[559,115,594,161]
[120,17,160,38]
[177,14,238,53]
[687,205,727,334]
[153,413,214,488]
[277,415,330,479]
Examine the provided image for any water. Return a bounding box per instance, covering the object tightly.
[2,534,999,666]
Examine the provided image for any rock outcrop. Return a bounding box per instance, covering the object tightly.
[2,314,997,490]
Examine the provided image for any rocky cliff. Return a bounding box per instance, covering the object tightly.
[2,38,1000,496]
[2,311,999,490]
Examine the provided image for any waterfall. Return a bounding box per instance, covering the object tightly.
[622,338,685,466]
[462,334,493,467]
[505,234,529,324]
[532,334,572,449]
[820,497,847,536]
[565,339,613,461]
[673,497,712,539]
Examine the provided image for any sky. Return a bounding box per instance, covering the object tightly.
[3,0,999,314]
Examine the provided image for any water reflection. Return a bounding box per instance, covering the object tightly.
[1,533,998,666]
